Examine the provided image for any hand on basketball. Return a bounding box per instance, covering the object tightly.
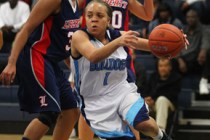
[0,63,16,85]
[119,31,139,48]
[181,30,189,49]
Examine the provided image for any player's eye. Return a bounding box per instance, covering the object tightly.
[97,14,104,18]
[87,13,93,18]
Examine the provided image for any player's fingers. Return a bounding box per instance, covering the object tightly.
[11,72,16,84]
[126,30,140,36]
[0,73,6,85]
[5,73,11,85]
[0,73,2,81]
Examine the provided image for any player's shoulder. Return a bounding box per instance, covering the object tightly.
[73,29,89,40]
[0,1,9,8]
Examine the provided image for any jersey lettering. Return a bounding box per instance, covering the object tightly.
[103,72,111,85]
[90,58,126,71]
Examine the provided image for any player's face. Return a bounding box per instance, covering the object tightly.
[158,59,172,78]
[85,2,110,37]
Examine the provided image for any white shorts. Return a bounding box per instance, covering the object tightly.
[81,84,149,139]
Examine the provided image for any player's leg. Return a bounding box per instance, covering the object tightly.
[53,109,80,140]
[78,114,95,140]
[52,65,80,140]
[22,112,59,140]
[133,102,171,140]
[17,51,60,140]
[121,92,171,140]
[22,118,49,140]
[129,125,140,140]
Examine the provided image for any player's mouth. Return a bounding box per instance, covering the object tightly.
[92,25,98,29]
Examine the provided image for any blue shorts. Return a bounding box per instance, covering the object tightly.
[16,49,78,113]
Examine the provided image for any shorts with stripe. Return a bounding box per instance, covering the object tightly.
[16,49,78,113]
[81,84,149,139]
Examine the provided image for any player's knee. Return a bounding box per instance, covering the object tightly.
[135,119,158,136]
[37,112,59,128]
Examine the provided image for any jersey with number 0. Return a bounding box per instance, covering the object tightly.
[82,0,129,31]
[74,29,136,98]
[26,0,80,62]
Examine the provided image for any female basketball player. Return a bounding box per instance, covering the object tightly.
[77,0,154,139]
[71,0,172,140]
[0,0,81,140]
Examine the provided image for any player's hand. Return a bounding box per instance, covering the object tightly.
[0,63,16,85]
[119,31,139,47]
[181,30,189,49]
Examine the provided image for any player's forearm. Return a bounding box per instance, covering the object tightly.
[8,29,30,65]
[144,0,154,21]
[135,38,150,52]
[89,39,121,63]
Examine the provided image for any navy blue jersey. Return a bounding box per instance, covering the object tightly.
[16,0,80,113]
[26,0,80,62]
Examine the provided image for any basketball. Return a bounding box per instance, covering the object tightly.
[148,24,185,58]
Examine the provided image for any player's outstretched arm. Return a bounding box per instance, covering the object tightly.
[120,31,150,52]
[71,30,140,63]
[0,0,61,85]
[128,0,154,21]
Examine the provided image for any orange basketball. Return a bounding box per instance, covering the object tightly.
[148,24,185,58]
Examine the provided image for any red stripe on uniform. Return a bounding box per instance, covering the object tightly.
[128,48,136,75]
[124,10,135,74]
[81,0,87,28]
[31,16,53,87]
[124,9,129,31]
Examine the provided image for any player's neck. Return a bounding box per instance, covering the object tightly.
[95,33,108,45]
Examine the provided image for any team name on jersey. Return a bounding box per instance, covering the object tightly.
[62,19,80,29]
[90,58,126,71]
[103,0,128,9]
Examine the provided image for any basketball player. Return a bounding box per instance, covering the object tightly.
[0,0,81,140]
[71,0,172,140]
[77,0,154,139]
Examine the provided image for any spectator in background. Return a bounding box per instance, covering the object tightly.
[147,3,183,36]
[144,58,182,131]
[0,0,30,53]
[176,0,206,24]
[177,9,210,94]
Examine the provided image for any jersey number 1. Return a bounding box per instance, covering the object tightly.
[103,72,111,86]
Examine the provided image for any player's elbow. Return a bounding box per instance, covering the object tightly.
[89,55,100,64]
[144,15,154,21]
